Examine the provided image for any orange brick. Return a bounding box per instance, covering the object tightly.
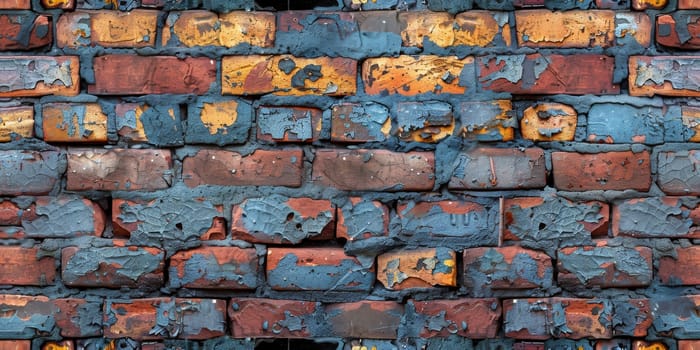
[0,341,30,350]
[459,100,515,141]
[633,341,668,350]
[67,148,172,191]
[57,10,158,48]
[0,56,79,97]
[41,0,73,9]
[679,341,700,350]
[680,0,700,8]
[630,56,700,97]
[163,11,275,48]
[400,11,510,48]
[681,106,700,142]
[516,10,614,48]
[362,55,473,95]
[632,0,667,9]
[0,246,55,286]
[222,55,356,96]
[399,12,454,47]
[659,246,700,285]
[0,0,28,8]
[616,12,652,47]
[42,103,107,143]
[521,103,577,141]
[0,106,33,141]
[377,247,456,289]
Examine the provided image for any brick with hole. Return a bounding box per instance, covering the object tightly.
[0,56,79,97]
[0,247,55,286]
[557,243,652,288]
[396,101,454,143]
[503,298,613,339]
[377,247,457,289]
[67,148,172,191]
[658,246,700,285]
[42,103,108,143]
[0,106,33,142]
[330,102,391,143]
[658,150,700,195]
[0,13,52,50]
[410,299,501,338]
[186,97,252,146]
[169,246,259,290]
[458,100,515,141]
[336,197,388,242]
[114,102,183,146]
[551,151,651,191]
[182,148,303,188]
[324,301,403,339]
[612,197,700,238]
[629,56,700,97]
[257,106,322,143]
[266,247,374,291]
[312,149,434,191]
[449,147,546,190]
[0,151,61,196]
[56,10,157,48]
[162,10,275,48]
[231,195,334,244]
[520,103,577,142]
[228,298,319,338]
[516,10,614,48]
[53,298,102,337]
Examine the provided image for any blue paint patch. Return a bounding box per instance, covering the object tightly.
[587,104,663,144]
[268,253,374,291]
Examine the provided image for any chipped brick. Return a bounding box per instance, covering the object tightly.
[377,247,457,289]
[677,105,700,142]
[557,243,652,288]
[449,147,546,190]
[651,295,700,338]
[633,341,670,350]
[0,150,61,196]
[0,106,33,142]
[458,100,515,141]
[169,246,258,290]
[363,55,474,95]
[162,10,274,48]
[337,198,388,241]
[587,104,663,144]
[0,56,79,97]
[615,12,652,47]
[42,103,108,143]
[0,247,55,286]
[552,151,651,191]
[399,11,454,47]
[53,298,102,338]
[612,197,700,238]
[0,13,52,50]
[56,10,157,48]
[257,106,322,143]
[503,298,613,339]
[325,301,402,339]
[0,295,58,339]
[228,298,318,338]
[400,11,510,48]
[516,10,614,48]
[396,101,454,143]
[658,246,700,285]
[410,299,500,338]
[330,102,391,143]
[114,102,183,146]
[520,103,577,142]
[629,56,700,97]
[67,148,172,191]
[185,98,252,146]
[7,196,105,238]
[658,150,700,195]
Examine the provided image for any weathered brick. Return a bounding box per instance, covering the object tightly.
[629,56,700,97]
[114,102,183,147]
[410,299,500,338]
[462,246,553,296]
[0,295,58,339]
[520,103,577,142]
[312,149,434,191]
[42,103,108,143]
[0,200,20,225]
[344,0,399,10]
[221,55,357,96]
[400,11,511,48]
[396,101,454,143]
[0,247,55,286]
[0,150,61,195]
[90,55,216,95]
[516,10,614,48]
[56,10,157,48]
[399,12,453,47]
[587,104,663,144]
[169,246,258,289]
[257,107,322,143]
[557,243,652,288]
[613,299,652,337]
[480,54,618,95]
[427,0,472,12]
[330,103,391,143]
[162,11,274,48]
[185,98,252,146]
[458,100,515,141]
[2,196,105,238]
[61,245,164,289]
[551,151,651,191]
[658,150,700,195]
[53,298,102,337]
[112,198,225,240]
[615,12,652,47]
[632,0,667,9]
[633,341,670,350]
[651,295,700,338]
[449,147,546,190]
[0,13,52,50]
[680,341,700,350]
[655,13,700,49]
[595,0,629,8]
[183,148,303,187]
[0,341,29,350]
[104,298,226,340]
[613,197,700,238]
[680,0,700,8]
[0,106,33,141]
[41,0,73,9]
[41,341,73,350]
[266,247,374,291]
[337,197,388,241]
[503,298,613,339]
[658,246,700,285]
[596,340,630,350]
[231,195,334,244]
[673,105,700,142]
[363,55,474,95]
[377,247,456,289]
[67,148,172,191]
[324,301,402,339]
[392,200,499,247]
[0,56,79,97]
[0,0,29,8]
[228,298,318,338]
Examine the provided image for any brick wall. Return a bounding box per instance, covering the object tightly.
[0,0,699,349]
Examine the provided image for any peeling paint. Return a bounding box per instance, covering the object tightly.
[615,197,695,237]
[22,196,101,237]
[267,251,374,291]
[558,246,651,287]
[587,104,663,144]
[0,58,73,91]
[63,246,164,286]
[634,58,700,91]
[258,107,313,141]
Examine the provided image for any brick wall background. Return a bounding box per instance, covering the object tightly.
[0,0,699,349]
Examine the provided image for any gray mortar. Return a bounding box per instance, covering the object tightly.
[558,246,652,286]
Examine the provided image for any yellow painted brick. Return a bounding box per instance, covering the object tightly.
[400,11,510,48]
[632,0,667,9]
[115,103,148,142]
[399,12,454,48]
[0,106,34,141]
[682,106,700,142]
[57,10,157,48]
[199,100,239,134]
[222,55,357,96]
[163,10,219,47]
[162,11,275,48]
[516,10,615,48]
[220,11,275,47]
[521,103,577,142]
[454,11,511,46]
[362,55,473,95]
[42,103,107,142]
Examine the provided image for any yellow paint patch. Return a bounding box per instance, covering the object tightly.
[0,106,33,141]
[200,101,238,135]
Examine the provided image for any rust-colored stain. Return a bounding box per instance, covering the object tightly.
[363,55,473,95]
[516,10,614,48]
[0,106,33,141]
[521,103,577,142]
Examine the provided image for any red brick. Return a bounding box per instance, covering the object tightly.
[56,10,158,48]
[231,196,334,244]
[67,148,172,191]
[42,103,108,143]
[0,247,55,286]
[89,55,216,95]
[658,150,700,195]
[680,0,700,8]
[520,103,577,142]
[658,246,700,285]
[480,54,618,95]
[163,11,275,48]
[516,10,614,48]
[324,301,403,339]
[0,14,52,50]
[61,245,164,289]
[458,100,515,142]
[182,148,303,188]
[629,56,700,97]
[229,298,318,338]
[0,200,20,226]
[0,0,29,8]
[362,55,474,95]
[632,0,667,9]
[312,149,434,191]
[0,105,33,142]
[633,341,670,350]
[503,298,612,339]
[266,247,374,291]
[655,14,700,49]
[330,103,391,143]
[0,295,57,338]
[0,151,61,196]
[53,298,102,337]
[462,246,553,295]
[557,242,652,288]
[0,341,30,350]
[257,106,322,143]
[337,197,388,241]
[449,147,546,190]
[169,246,259,290]
[222,55,357,96]
[680,341,700,350]
[411,299,500,338]
[377,247,456,289]
[551,151,651,191]
[613,197,700,238]
[613,299,651,337]
[0,56,79,97]
[104,298,226,340]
